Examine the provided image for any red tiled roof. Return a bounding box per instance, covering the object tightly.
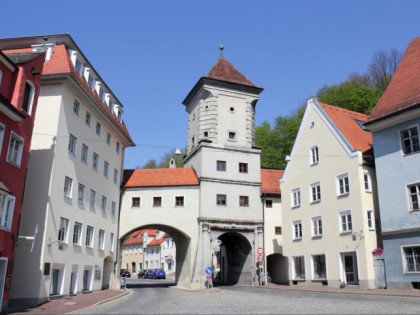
[369,36,420,122]
[320,103,372,152]
[123,229,158,245]
[123,168,199,188]
[206,58,256,87]
[261,169,284,195]
[147,236,165,246]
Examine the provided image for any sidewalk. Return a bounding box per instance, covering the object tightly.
[266,282,420,297]
[5,289,128,315]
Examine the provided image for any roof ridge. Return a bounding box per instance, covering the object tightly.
[205,57,256,87]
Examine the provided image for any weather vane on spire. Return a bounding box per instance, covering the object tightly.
[219,44,224,58]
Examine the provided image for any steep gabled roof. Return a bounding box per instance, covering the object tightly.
[124,230,144,245]
[368,36,420,123]
[206,57,256,87]
[261,169,284,195]
[123,168,199,188]
[147,236,165,247]
[320,103,373,153]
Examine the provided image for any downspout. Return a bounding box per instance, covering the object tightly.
[260,188,266,286]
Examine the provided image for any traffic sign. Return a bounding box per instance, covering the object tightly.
[257,247,264,255]
[257,255,263,262]
[205,266,213,275]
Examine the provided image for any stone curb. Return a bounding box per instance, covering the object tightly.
[67,290,130,314]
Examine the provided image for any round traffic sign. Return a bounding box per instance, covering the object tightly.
[257,247,264,255]
[205,266,213,275]
[257,255,263,262]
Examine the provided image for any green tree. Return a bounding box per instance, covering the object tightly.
[141,148,185,169]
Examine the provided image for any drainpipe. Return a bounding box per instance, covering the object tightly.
[260,188,266,286]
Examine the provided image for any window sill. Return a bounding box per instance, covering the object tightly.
[6,159,21,168]
[340,231,352,236]
[291,205,301,209]
[310,162,319,166]
[293,238,302,242]
[312,235,322,239]
[310,200,321,205]
[337,193,350,198]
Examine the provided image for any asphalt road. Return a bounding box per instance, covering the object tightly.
[72,278,420,314]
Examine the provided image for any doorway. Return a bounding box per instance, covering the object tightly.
[342,252,359,285]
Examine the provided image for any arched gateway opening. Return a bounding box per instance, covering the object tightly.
[119,224,191,287]
[215,232,253,285]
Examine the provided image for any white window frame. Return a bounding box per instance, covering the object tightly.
[291,188,301,208]
[85,225,94,247]
[310,182,321,203]
[111,201,116,217]
[367,210,375,230]
[339,210,352,234]
[73,99,80,116]
[292,256,305,280]
[64,176,73,198]
[228,131,237,141]
[408,182,420,212]
[131,197,140,208]
[90,189,96,208]
[72,222,82,245]
[58,217,69,243]
[293,220,302,240]
[216,194,227,206]
[0,192,15,231]
[312,254,327,280]
[311,216,323,237]
[216,160,226,171]
[104,161,109,178]
[85,111,91,126]
[101,195,107,214]
[106,132,111,145]
[402,245,420,273]
[81,144,88,164]
[22,81,35,115]
[116,142,120,154]
[98,229,105,250]
[96,122,101,136]
[153,196,162,207]
[363,171,372,192]
[77,183,85,204]
[7,132,24,167]
[337,173,350,196]
[175,196,184,207]
[113,169,119,184]
[400,125,420,155]
[310,145,319,165]
[110,233,115,252]
[92,152,99,171]
[68,134,77,155]
[0,123,5,155]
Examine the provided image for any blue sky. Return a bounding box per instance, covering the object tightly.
[1,1,419,168]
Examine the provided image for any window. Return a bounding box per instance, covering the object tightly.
[92,153,99,171]
[104,161,109,178]
[275,226,282,235]
[81,144,88,164]
[98,229,105,250]
[64,176,73,197]
[58,217,69,242]
[0,70,3,85]
[217,160,226,171]
[239,163,248,173]
[0,193,15,230]
[88,74,95,90]
[153,197,162,207]
[68,134,77,155]
[293,220,302,240]
[291,188,301,208]
[0,124,4,155]
[113,169,119,184]
[310,182,321,203]
[77,184,85,203]
[312,216,323,237]
[265,200,273,208]
[364,172,371,192]
[337,174,350,196]
[22,81,34,114]
[175,196,184,206]
[73,222,82,245]
[310,146,319,165]
[85,225,94,247]
[90,190,96,208]
[132,197,140,207]
[108,99,114,112]
[106,132,111,145]
[110,233,115,252]
[73,100,80,116]
[401,127,419,155]
[367,210,375,230]
[339,210,352,233]
[228,131,236,141]
[7,133,24,166]
[96,122,101,136]
[75,58,83,76]
[312,255,326,279]
[116,142,120,154]
[111,201,116,217]
[101,196,107,214]
[217,194,227,206]
[403,246,420,272]
[85,111,91,126]
[239,196,249,207]
[99,88,105,102]
[408,183,420,212]
[293,256,305,280]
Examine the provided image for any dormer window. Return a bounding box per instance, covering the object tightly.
[88,74,95,90]
[75,58,83,76]
[22,81,35,115]
[99,87,105,102]
[108,99,114,112]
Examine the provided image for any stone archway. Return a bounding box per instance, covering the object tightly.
[267,253,288,284]
[102,256,114,289]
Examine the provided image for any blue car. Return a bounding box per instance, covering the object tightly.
[152,268,166,279]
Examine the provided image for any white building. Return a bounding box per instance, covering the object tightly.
[0,35,134,308]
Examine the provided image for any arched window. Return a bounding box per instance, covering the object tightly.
[22,80,35,115]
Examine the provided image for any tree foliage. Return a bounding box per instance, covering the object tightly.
[141,149,185,169]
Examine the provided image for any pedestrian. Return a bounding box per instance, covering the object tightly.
[120,276,126,290]
[206,274,213,289]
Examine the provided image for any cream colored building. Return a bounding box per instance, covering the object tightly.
[1,35,133,308]
[280,98,380,289]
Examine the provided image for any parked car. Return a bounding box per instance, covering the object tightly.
[152,268,166,279]
[143,269,154,279]
[137,270,146,279]
[120,269,131,277]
